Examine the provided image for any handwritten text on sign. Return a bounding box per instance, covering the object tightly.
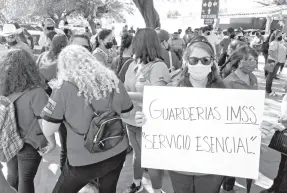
[142,86,265,179]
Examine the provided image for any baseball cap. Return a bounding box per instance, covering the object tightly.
[156,29,170,42]
[1,24,22,37]
[44,18,55,27]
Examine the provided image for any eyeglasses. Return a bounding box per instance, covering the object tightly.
[46,26,55,31]
[188,57,212,65]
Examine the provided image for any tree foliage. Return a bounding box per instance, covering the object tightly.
[0,0,133,30]
[75,0,134,34]
[254,0,287,6]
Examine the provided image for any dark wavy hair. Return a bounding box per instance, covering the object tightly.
[95,29,113,48]
[132,28,162,64]
[221,45,258,78]
[47,34,68,60]
[0,49,46,96]
[117,33,133,74]
[227,45,258,70]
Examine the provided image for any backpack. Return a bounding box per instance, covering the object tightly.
[72,90,126,153]
[0,92,26,162]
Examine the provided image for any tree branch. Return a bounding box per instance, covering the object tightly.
[64,9,76,17]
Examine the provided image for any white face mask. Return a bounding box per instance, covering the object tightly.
[187,63,212,81]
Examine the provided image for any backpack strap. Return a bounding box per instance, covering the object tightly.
[118,58,134,81]
[168,51,174,72]
[7,90,28,103]
[36,52,45,68]
[91,89,115,116]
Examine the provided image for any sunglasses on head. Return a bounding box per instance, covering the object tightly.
[46,26,55,31]
[82,45,91,51]
[6,35,16,39]
[188,57,212,65]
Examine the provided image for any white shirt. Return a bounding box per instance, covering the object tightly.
[38,29,64,48]
[278,41,287,63]
[205,32,217,52]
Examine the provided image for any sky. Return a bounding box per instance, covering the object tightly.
[122,0,267,31]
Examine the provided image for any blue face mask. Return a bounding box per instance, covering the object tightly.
[240,60,257,74]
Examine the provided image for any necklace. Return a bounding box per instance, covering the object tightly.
[95,47,112,64]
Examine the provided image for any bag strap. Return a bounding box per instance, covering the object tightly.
[36,53,45,68]
[168,51,173,72]
[90,89,115,116]
[7,90,28,103]
[119,58,133,75]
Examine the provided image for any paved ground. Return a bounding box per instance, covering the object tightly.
[1,56,286,193]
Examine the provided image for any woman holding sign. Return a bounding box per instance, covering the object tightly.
[123,28,171,193]
[135,36,226,193]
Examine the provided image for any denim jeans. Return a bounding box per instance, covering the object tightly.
[59,123,67,171]
[7,143,42,193]
[266,62,281,94]
[269,154,287,193]
[127,124,163,189]
[52,150,126,193]
[169,171,225,193]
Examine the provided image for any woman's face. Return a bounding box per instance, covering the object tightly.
[239,54,257,74]
[100,33,114,49]
[101,33,113,44]
[186,46,213,81]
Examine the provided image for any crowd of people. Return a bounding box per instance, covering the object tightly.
[0,17,287,193]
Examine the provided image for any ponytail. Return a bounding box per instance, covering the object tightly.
[95,36,100,48]
[117,43,125,74]
[116,33,133,74]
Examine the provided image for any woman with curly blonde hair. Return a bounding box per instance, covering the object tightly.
[40,45,133,193]
[0,49,48,193]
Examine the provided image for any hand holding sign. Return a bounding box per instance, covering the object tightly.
[135,111,146,127]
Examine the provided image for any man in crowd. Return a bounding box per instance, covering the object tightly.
[156,28,181,71]
[183,27,192,46]
[203,25,218,56]
[129,26,136,35]
[215,28,224,60]
[218,27,235,66]
[168,31,186,60]
[38,18,64,51]
[1,23,32,54]
[90,23,102,46]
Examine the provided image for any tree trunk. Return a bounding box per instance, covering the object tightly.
[133,0,160,29]
[88,18,97,35]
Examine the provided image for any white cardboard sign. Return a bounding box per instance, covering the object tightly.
[142,86,265,179]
